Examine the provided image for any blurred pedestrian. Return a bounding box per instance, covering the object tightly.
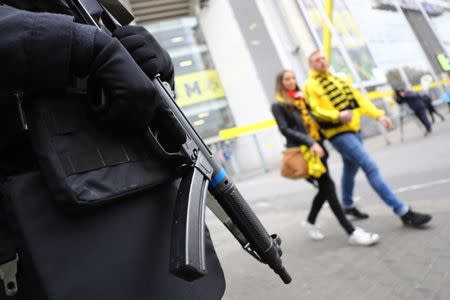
[303,50,432,227]
[438,92,450,114]
[394,88,432,136]
[272,70,379,246]
[420,93,445,123]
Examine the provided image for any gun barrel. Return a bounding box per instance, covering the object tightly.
[209,179,291,284]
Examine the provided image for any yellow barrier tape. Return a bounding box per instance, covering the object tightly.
[219,119,277,140]
[367,90,394,99]
[366,78,450,98]
[218,79,450,140]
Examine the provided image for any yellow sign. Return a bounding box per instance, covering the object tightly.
[436,54,450,72]
[175,69,226,107]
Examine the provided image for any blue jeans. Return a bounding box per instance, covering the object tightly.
[330,133,409,216]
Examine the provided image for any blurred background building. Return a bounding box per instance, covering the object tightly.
[123,0,450,174]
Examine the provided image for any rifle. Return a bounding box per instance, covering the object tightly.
[68,0,291,284]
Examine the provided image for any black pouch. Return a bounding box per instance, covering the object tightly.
[0,171,225,300]
[25,91,175,209]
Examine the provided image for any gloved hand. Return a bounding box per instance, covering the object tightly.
[112,25,175,89]
[150,104,187,153]
[71,25,185,151]
[113,25,186,152]
[87,29,159,129]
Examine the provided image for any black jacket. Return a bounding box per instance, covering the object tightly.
[271,102,315,148]
[0,3,225,300]
[0,3,90,174]
[421,94,434,109]
[396,91,426,112]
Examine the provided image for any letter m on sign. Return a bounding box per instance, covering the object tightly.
[185,81,202,97]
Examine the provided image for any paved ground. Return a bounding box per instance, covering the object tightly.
[206,109,450,300]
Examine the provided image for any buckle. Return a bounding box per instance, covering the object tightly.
[0,254,18,296]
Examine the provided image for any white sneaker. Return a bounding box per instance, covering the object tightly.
[302,221,324,240]
[348,227,379,246]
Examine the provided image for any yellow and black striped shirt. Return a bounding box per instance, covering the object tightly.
[302,70,384,139]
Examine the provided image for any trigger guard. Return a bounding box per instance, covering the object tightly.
[145,126,184,160]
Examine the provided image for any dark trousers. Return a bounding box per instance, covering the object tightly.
[414,109,432,133]
[426,104,445,123]
[307,173,355,235]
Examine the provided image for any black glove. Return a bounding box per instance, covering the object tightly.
[112,25,175,89]
[113,25,186,152]
[149,104,187,153]
[87,29,158,129]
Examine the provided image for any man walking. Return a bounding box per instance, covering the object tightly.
[302,50,431,227]
[394,89,433,136]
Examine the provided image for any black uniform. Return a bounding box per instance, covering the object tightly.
[0,2,225,299]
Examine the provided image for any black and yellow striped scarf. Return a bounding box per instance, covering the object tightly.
[275,92,322,141]
[314,74,359,111]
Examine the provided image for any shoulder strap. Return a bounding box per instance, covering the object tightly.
[0,187,19,296]
[0,186,17,265]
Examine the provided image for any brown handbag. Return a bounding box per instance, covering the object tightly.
[280,147,309,179]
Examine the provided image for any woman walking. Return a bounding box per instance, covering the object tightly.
[272,70,379,246]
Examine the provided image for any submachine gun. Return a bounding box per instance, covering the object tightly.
[68,0,291,284]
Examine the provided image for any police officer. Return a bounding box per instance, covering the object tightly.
[0,1,225,299]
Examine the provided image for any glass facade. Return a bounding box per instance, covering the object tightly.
[422,0,450,55]
[143,17,235,139]
[297,0,442,89]
[430,9,450,55]
[294,0,450,136]
[298,0,381,84]
[422,0,450,71]
[344,0,435,87]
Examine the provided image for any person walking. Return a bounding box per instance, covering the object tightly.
[420,93,445,123]
[272,70,379,246]
[394,89,433,136]
[303,50,432,227]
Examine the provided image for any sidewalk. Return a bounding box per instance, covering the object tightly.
[214,198,450,300]
[207,111,450,300]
